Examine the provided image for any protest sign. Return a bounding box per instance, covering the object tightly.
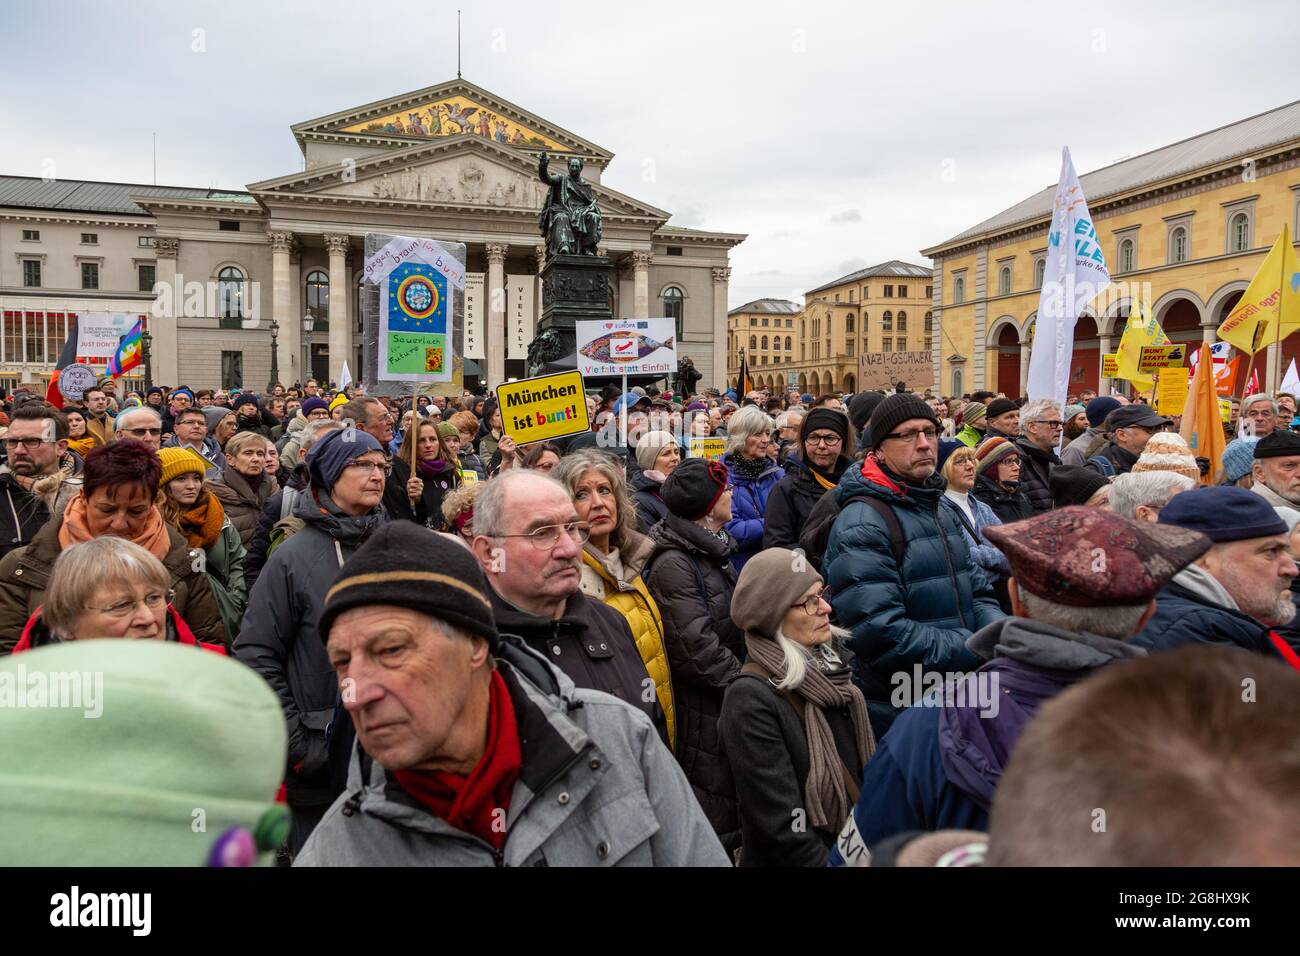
[858,351,935,391]
[1218,397,1232,424]
[496,370,590,445]
[363,234,466,383]
[576,318,676,377]
[1156,367,1189,416]
[76,313,139,363]
[1136,344,1187,372]
[1102,353,1119,378]
[689,437,726,460]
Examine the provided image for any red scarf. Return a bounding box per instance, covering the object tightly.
[393,670,521,850]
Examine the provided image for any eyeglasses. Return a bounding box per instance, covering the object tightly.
[500,520,592,550]
[345,458,392,477]
[122,427,162,438]
[3,437,53,451]
[883,427,938,444]
[85,589,173,618]
[805,433,843,446]
[792,589,828,615]
[1033,420,1064,429]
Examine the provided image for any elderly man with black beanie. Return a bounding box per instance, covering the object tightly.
[763,407,852,550]
[823,392,1004,736]
[982,397,1021,442]
[295,522,728,867]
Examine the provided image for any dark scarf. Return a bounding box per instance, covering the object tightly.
[418,457,454,482]
[393,670,521,849]
[727,452,772,481]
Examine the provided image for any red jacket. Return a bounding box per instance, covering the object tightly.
[13,604,227,655]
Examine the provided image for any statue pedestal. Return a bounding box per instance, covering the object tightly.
[527,255,612,378]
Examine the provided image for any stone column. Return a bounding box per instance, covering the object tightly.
[1098,333,1112,394]
[324,234,351,387]
[269,232,299,386]
[153,237,180,385]
[486,243,508,387]
[1019,340,1030,396]
[632,250,652,319]
[711,267,731,392]
[1202,321,1216,344]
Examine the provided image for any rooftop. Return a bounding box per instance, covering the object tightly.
[927,98,1300,252]
[728,298,801,315]
[0,175,256,216]
[805,259,932,296]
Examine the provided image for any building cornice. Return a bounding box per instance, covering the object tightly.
[128,197,264,218]
[0,209,154,228]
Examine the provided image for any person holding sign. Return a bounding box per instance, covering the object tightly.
[393,418,462,531]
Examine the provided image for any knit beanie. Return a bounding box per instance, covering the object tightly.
[0,641,287,865]
[234,392,260,413]
[730,548,823,640]
[961,402,987,429]
[435,421,460,440]
[202,405,231,431]
[848,391,885,431]
[158,446,210,485]
[306,426,384,490]
[318,521,497,648]
[1049,464,1110,508]
[801,408,849,451]
[1085,396,1121,428]
[867,393,940,451]
[329,393,349,413]
[985,397,1018,420]
[301,396,329,417]
[1220,438,1259,482]
[635,430,678,471]
[1131,432,1201,482]
[975,436,1019,476]
[662,457,729,520]
[1063,403,1085,424]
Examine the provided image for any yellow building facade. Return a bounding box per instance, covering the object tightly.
[922,99,1300,398]
[726,298,800,390]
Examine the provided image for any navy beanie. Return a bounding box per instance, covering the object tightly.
[1086,396,1121,428]
[307,426,384,490]
[301,396,329,417]
[1158,485,1288,543]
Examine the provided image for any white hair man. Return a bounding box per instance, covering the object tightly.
[1012,398,1063,513]
[1240,394,1278,438]
[1109,471,1197,522]
[113,406,164,452]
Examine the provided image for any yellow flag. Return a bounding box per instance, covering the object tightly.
[1217,224,1300,355]
[1114,299,1168,391]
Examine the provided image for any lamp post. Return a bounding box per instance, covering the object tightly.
[302,314,315,386]
[141,328,153,392]
[268,318,279,391]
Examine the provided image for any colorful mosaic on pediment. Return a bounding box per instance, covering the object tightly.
[341,96,568,151]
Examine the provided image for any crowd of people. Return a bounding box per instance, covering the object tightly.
[3,372,1300,868]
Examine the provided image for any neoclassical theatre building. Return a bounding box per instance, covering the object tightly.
[0,79,745,391]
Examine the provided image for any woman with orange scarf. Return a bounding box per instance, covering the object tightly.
[0,438,228,653]
[158,447,248,641]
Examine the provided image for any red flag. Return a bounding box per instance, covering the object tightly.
[43,316,80,410]
[1242,367,1261,399]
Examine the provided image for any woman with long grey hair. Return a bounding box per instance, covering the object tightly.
[720,405,783,574]
[720,547,874,866]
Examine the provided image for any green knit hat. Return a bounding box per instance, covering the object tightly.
[435,421,461,440]
[0,640,288,865]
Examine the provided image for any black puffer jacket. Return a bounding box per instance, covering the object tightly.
[631,467,669,532]
[972,473,1034,525]
[762,455,847,551]
[1012,438,1058,514]
[642,513,746,855]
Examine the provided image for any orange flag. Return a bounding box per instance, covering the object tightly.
[1180,342,1227,484]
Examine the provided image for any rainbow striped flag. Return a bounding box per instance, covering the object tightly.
[107,319,144,377]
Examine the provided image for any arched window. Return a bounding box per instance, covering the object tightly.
[1034,258,1046,288]
[760,335,768,350]
[784,335,792,351]
[999,266,1011,296]
[845,314,855,333]
[662,286,684,340]
[749,335,757,350]
[1170,226,1188,264]
[218,266,246,325]
[882,310,893,332]
[1231,212,1250,253]
[305,270,329,323]
[897,311,907,333]
[1118,238,1135,273]
[954,276,965,303]
[951,369,963,396]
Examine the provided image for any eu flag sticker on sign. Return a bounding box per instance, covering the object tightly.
[388,262,448,334]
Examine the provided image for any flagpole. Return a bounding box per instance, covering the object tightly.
[1273,225,1288,393]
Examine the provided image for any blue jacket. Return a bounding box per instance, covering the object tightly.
[941,492,1009,580]
[1133,578,1283,659]
[824,457,1003,736]
[722,452,783,575]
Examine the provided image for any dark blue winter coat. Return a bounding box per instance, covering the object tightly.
[722,451,783,575]
[1133,580,1284,658]
[824,457,1003,736]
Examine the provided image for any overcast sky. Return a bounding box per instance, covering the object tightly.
[3,0,1297,308]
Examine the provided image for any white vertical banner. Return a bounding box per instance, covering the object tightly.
[464,272,485,359]
[507,274,535,360]
[1026,147,1111,411]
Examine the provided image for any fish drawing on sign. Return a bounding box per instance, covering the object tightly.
[580,331,675,364]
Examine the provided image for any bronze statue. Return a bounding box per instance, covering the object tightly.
[538,151,602,258]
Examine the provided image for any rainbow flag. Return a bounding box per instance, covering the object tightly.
[107,319,144,377]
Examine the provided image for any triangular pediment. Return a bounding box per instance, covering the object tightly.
[290,79,612,163]
[248,137,668,223]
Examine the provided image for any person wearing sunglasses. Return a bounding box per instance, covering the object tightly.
[233,426,389,857]
[1011,398,1064,514]
[11,536,226,653]
[113,406,165,452]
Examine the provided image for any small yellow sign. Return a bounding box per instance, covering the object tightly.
[689,437,727,461]
[496,370,590,445]
[1102,352,1119,378]
[1156,367,1189,416]
[1218,397,1233,424]
[1137,345,1187,372]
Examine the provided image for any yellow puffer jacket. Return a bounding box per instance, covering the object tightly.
[579,532,676,750]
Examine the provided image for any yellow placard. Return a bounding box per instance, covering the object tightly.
[496,370,590,445]
[1218,397,1233,424]
[1137,344,1187,372]
[1156,367,1189,416]
[1102,353,1119,378]
[689,437,726,461]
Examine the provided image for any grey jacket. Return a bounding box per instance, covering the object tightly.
[295,637,730,867]
[1059,427,1105,467]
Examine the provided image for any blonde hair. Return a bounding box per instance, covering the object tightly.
[44,538,170,638]
[942,445,978,484]
[223,430,264,459]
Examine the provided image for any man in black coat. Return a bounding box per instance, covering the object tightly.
[1085,405,1171,477]
[1012,398,1063,513]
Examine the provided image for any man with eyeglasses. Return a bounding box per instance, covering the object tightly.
[113,406,165,452]
[0,402,83,559]
[470,471,664,738]
[823,393,1003,737]
[1012,398,1064,514]
[81,386,114,448]
[161,406,225,474]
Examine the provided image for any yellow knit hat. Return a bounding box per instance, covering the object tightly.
[157,447,210,486]
[329,393,349,413]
